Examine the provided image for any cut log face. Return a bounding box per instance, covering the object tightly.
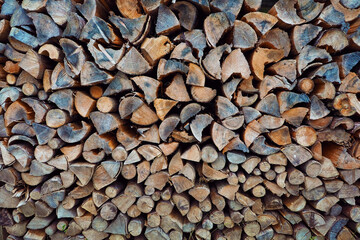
[2,0,360,239]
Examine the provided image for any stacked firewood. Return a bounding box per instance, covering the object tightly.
[1,0,360,239]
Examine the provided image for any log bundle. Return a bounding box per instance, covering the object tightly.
[0,0,360,239]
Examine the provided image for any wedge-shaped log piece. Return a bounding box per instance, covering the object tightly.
[211,122,235,151]
[59,38,87,77]
[74,91,96,118]
[170,1,197,30]
[336,52,360,78]
[243,107,261,123]
[310,95,330,120]
[165,74,191,102]
[202,44,231,80]
[258,28,290,57]
[48,89,74,115]
[0,87,22,106]
[282,144,312,166]
[251,48,284,80]
[242,12,278,35]
[131,103,159,126]
[297,45,331,75]
[292,23,322,54]
[268,126,291,146]
[256,93,280,117]
[46,0,75,26]
[88,40,124,71]
[21,98,49,123]
[204,12,231,48]
[202,163,227,180]
[217,182,239,200]
[105,213,128,235]
[119,96,144,119]
[215,96,239,120]
[32,123,56,145]
[259,75,295,99]
[251,136,280,155]
[186,63,205,87]
[83,132,117,163]
[19,50,48,79]
[223,78,241,99]
[0,167,20,186]
[278,91,310,113]
[8,27,39,52]
[0,141,15,166]
[90,111,121,135]
[168,151,183,176]
[156,4,180,35]
[62,12,86,39]
[116,122,141,151]
[222,49,251,82]
[69,162,95,186]
[93,164,116,190]
[118,47,151,75]
[41,176,65,208]
[171,175,194,193]
[269,60,297,82]
[232,20,257,50]
[189,184,210,202]
[317,28,348,53]
[141,36,174,66]
[154,99,177,121]
[223,135,248,153]
[27,215,55,230]
[180,103,202,124]
[309,62,340,84]
[190,114,213,142]
[300,207,325,228]
[145,171,169,190]
[137,144,161,161]
[158,58,188,80]
[50,63,77,90]
[181,144,201,162]
[30,160,55,177]
[159,115,180,142]
[174,29,207,58]
[268,0,305,27]
[80,16,121,45]
[10,6,32,27]
[28,12,62,45]
[298,0,324,22]
[81,61,113,86]
[103,72,133,96]
[132,76,160,104]
[4,100,34,127]
[7,141,34,167]
[110,13,148,43]
[57,121,92,143]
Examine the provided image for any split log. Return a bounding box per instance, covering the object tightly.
[1,1,360,239]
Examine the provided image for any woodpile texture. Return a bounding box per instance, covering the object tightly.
[1,0,360,239]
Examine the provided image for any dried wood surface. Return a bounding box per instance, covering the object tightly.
[0,0,360,239]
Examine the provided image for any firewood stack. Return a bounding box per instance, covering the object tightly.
[1,0,360,239]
